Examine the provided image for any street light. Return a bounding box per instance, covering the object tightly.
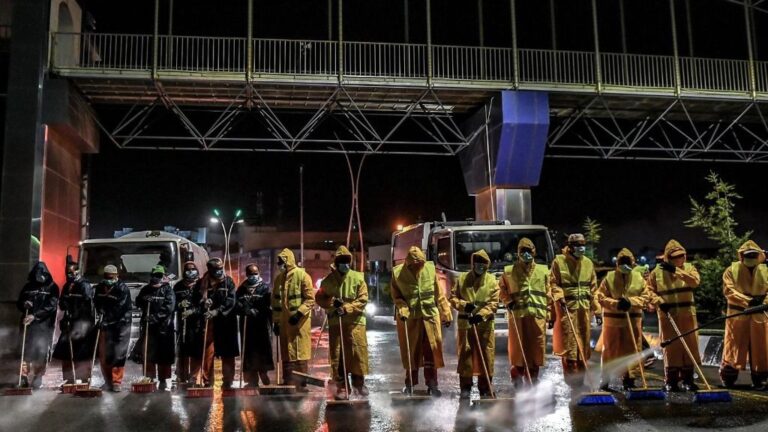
[209,209,245,284]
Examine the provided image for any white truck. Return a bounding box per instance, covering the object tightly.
[391,220,555,339]
[74,230,210,342]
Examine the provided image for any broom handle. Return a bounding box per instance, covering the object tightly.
[69,325,77,383]
[510,313,533,385]
[143,302,150,378]
[240,315,247,388]
[625,310,648,388]
[311,314,328,373]
[90,327,101,387]
[472,323,496,399]
[199,315,209,386]
[665,311,711,391]
[277,334,282,385]
[19,311,29,387]
[402,312,413,396]
[339,316,350,396]
[562,303,596,389]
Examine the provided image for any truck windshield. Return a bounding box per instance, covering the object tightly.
[81,241,178,284]
[454,230,551,272]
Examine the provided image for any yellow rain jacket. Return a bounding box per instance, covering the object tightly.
[647,240,701,368]
[449,249,499,377]
[316,246,369,381]
[391,246,452,370]
[722,240,768,372]
[499,238,551,369]
[271,249,315,361]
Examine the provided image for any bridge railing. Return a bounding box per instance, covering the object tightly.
[51,32,766,97]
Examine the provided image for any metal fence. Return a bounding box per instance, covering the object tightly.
[51,32,767,97]
[519,49,595,86]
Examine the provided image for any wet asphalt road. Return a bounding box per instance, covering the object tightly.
[3,322,768,432]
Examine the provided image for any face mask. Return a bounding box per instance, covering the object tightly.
[521,252,534,263]
[473,263,488,275]
[278,262,286,272]
[66,272,78,282]
[619,264,633,274]
[337,263,351,274]
[150,275,163,286]
[184,269,199,281]
[213,269,225,280]
[572,246,586,258]
[103,278,117,287]
[744,258,760,268]
[247,274,262,285]
[34,270,47,283]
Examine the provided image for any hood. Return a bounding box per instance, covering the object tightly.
[616,248,636,268]
[470,249,491,267]
[738,240,766,263]
[405,246,426,266]
[331,245,353,271]
[517,237,536,262]
[278,248,297,271]
[28,261,52,284]
[663,239,686,262]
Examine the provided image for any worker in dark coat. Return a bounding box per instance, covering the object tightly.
[174,261,201,385]
[189,258,239,388]
[136,265,176,391]
[16,261,60,389]
[235,264,274,387]
[52,263,96,386]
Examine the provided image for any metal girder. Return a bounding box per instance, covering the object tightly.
[90,83,470,155]
[547,97,768,162]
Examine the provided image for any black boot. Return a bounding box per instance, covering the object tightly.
[664,368,681,392]
[751,373,768,391]
[622,377,636,391]
[720,365,739,388]
[681,368,699,392]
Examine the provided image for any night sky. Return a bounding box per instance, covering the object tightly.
[83,0,768,260]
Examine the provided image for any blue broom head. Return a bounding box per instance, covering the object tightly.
[578,392,618,406]
[694,390,732,404]
[625,388,666,401]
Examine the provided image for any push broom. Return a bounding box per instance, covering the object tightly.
[563,305,617,406]
[61,327,89,394]
[624,311,665,400]
[74,327,103,397]
[293,312,329,388]
[132,302,157,393]
[186,315,213,398]
[661,304,768,348]
[326,315,369,408]
[665,311,732,403]
[470,321,515,408]
[5,311,33,396]
[259,333,296,395]
[391,313,431,405]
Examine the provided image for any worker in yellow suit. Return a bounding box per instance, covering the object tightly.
[596,248,650,391]
[720,240,768,389]
[391,246,452,396]
[316,246,370,400]
[550,233,601,385]
[271,248,315,391]
[499,238,550,387]
[647,240,701,392]
[449,249,499,399]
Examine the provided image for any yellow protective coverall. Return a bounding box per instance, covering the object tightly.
[271,248,315,387]
[550,251,601,381]
[647,239,701,390]
[391,246,452,390]
[596,248,650,388]
[499,238,551,385]
[316,246,369,394]
[720,240,768,388]
[449,249,499,397]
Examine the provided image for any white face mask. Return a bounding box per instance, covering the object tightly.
[619,264,633,274]
[572,246,586,258]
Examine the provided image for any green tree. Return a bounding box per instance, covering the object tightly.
[582,217,602,262]
[685,172,751,317]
